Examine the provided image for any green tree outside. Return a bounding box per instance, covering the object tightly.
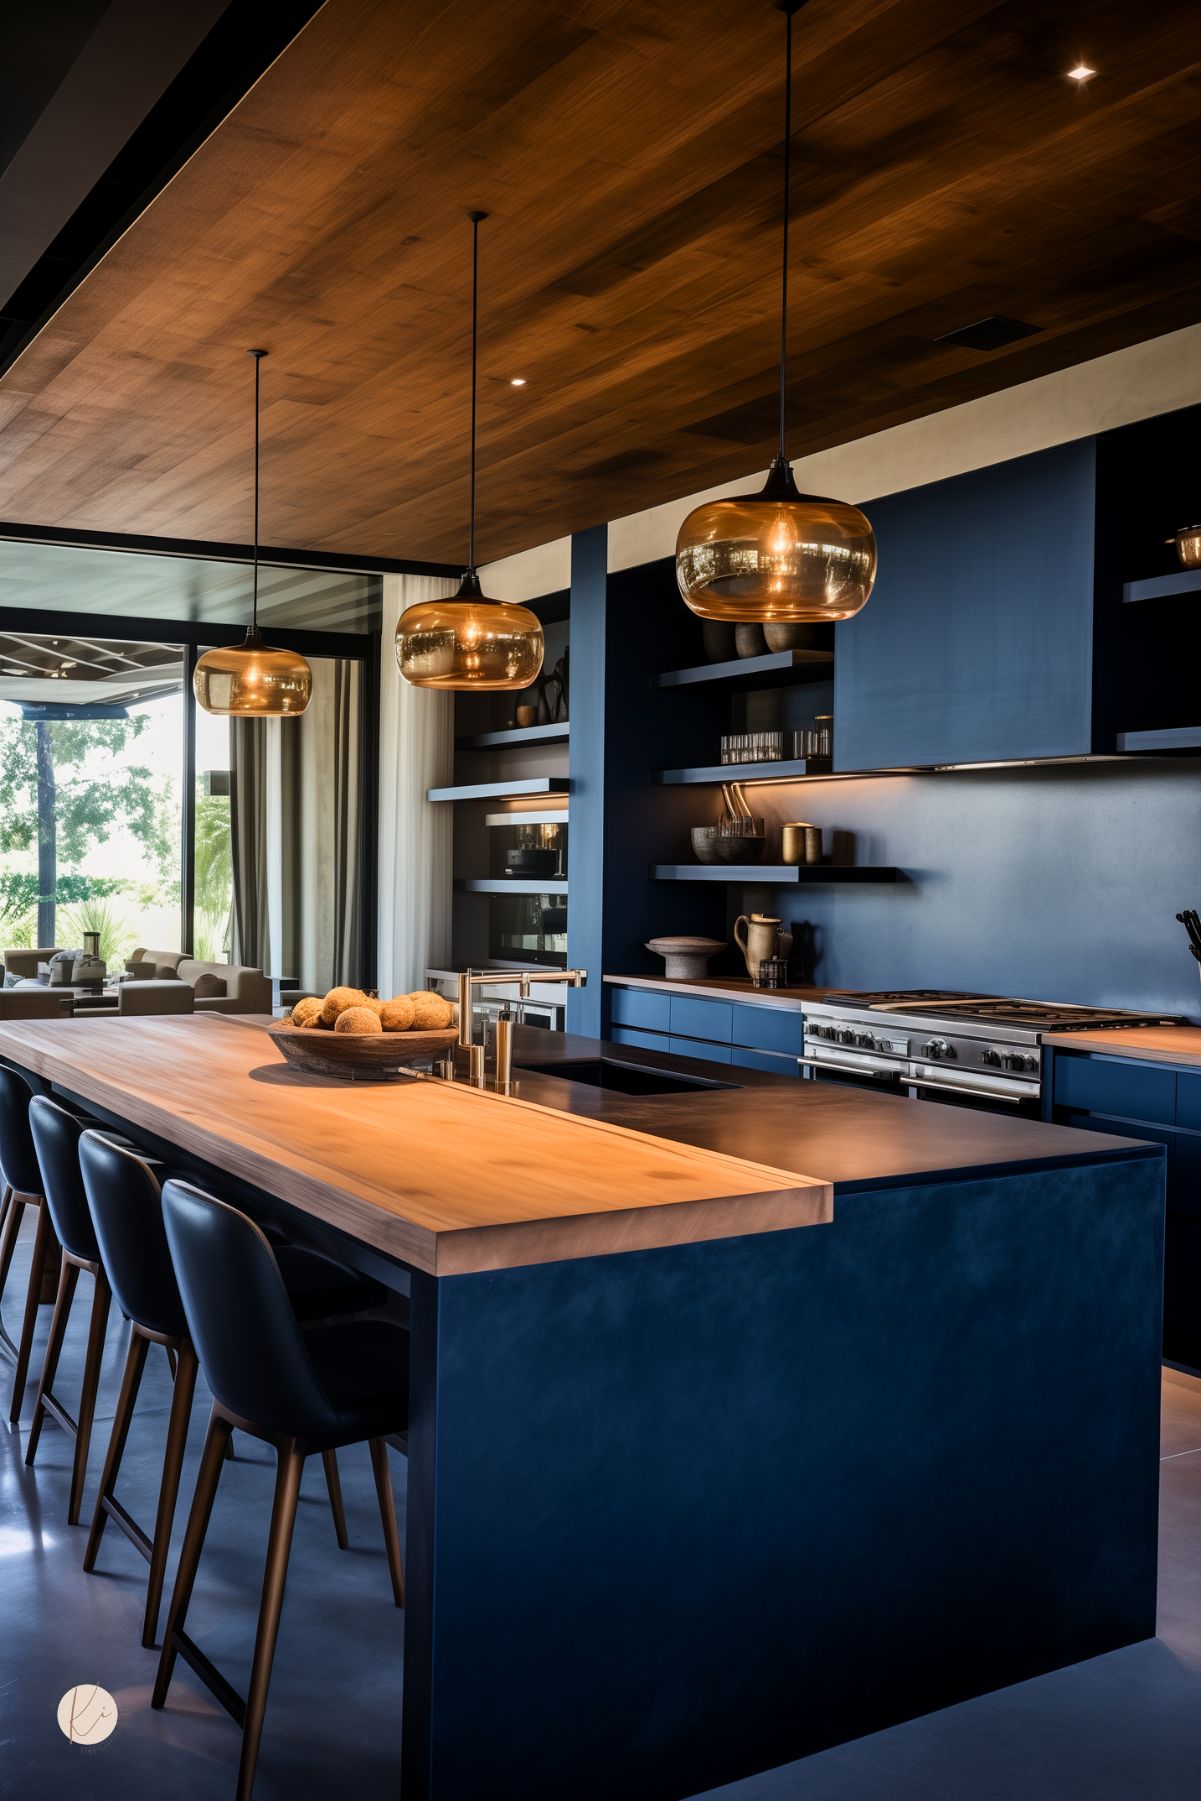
[0,713,174,951]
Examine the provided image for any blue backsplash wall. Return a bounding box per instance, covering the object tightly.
[727,759,1201,1020]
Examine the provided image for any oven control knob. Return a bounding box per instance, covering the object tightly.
[923,1038,953,1060]
[982,1048,1003,1067]
[1004,1051,1037,1073]
[838,1028,857,1046]
[856,1031,875,1049]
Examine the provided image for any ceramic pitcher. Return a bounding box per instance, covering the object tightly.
[734,913,784,979]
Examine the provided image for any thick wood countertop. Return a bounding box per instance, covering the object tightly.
[0,1015,831,1276]
[1043,1026,1201,1070]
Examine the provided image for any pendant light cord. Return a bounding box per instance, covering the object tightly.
[248,347,266,634]
[778,3,796,462]
[467,210,486,574]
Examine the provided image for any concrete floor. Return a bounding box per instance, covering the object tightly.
[1,1211,1199,1800]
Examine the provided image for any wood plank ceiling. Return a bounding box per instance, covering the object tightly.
[0,0,1197,566]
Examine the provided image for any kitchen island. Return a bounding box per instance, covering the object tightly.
[0,1015,1165,1801]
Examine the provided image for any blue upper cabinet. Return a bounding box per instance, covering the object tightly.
[833,440,1098,771]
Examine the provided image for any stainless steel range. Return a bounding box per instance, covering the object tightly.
[801,990,1184,1111]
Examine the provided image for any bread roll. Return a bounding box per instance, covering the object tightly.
[333,1006,382,1035]
[408,990,453,1030]
[379,995,416,1032]
[320,985,367,1027]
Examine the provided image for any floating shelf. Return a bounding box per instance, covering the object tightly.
[656,758,817,785]
[655,648,833,690]
[650,864,901,883]
[427,777,571,803]
[455,722,570,750]
[1115,726,1201,752]
[454,878,569,895]
[484,808,569,827]
[1122,569,1201,604]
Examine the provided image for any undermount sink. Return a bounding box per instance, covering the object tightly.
[518,1057,738,1096]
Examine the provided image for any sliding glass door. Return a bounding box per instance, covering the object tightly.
[0,535,381,991]
[0,632,185,968]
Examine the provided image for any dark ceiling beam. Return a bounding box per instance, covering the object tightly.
[0,2,230,308]
[0,0,328,376]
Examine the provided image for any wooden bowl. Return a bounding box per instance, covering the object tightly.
[268,1019,458,1081]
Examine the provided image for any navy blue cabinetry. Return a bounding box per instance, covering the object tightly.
[608,984,803,1076]
[1050,1048,1198,1370]
[835,439,1098,771]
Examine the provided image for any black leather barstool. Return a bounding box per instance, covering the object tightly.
[24,1096,114,1524]
[81,1135,399,1648]
[153,1179,408,1801]
[0,1066,60,1422]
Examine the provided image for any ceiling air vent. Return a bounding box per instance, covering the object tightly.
[934,316,1042,352]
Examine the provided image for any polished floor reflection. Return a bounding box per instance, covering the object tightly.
[3,1207,1199,1800]
[0,1215,405,1799]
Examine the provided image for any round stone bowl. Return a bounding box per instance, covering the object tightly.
[644,936,727,981]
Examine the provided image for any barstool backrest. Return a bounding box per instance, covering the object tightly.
[161,1180,337,1440]
[79,1132,186,1341]
[0,1063,46,1197]
[29,1095,100,1263]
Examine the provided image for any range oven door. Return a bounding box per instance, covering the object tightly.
[905,1060,1040,1116]
[801,1047,907,1094]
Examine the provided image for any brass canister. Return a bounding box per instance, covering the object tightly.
[781,822,813,866]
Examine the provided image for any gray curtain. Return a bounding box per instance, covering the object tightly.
[228,658,362,987]
[376,575,456,993]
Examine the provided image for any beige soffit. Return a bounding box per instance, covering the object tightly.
[482,321,1201,594]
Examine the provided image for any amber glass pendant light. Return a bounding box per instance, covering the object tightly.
[396,213,544,690]
[675,2,876,624]
[194,350,312,716]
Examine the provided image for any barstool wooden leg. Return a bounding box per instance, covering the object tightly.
[0,1186,11,1278]
[153,1409,232,1708]
[320,1450,349,1549]
[84,1329,150,1571]
[69,1272,112,1526]
[369,1437,405,1609]
[9,1202,54,1422]
[0,1191,22,1363]
[142,1342,198,1648]
[237,1439,305,1801]
[24,1257,80,1462]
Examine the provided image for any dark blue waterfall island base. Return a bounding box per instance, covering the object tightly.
[402,1151,1164,1801]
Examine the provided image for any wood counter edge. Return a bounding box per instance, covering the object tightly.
[434,1183,833,1275]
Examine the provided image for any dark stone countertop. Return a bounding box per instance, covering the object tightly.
[508,1026,1158,1191]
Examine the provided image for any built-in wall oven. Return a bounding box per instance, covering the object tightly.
[801,991,1184,1116]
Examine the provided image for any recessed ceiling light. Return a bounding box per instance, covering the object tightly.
[1067,63,1096,83]
[509,377,527,386]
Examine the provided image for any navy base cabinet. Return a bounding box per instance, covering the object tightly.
[608,984,803,1077]
[1051,1048,1201,1370]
